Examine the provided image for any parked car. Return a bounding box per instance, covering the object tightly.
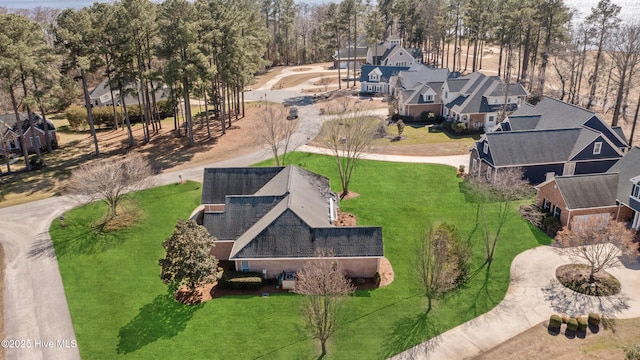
[287,107,298,120]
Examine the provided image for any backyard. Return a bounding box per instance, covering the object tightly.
[50,152,550,359]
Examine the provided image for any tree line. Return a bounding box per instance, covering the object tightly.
[2,0,640,175]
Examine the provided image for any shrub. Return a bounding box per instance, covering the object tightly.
[442,120,453,131]
[374,272,381,287]
[451,122,467,134]
[626,344,640,360]
[218,270,264,290]
[588,313,601,326]
[549,314,562,329]
[29,155,44,169]
[420,111,436,123]
[542,215,562,236]
[434,115,446,124]
[65,104,87,130]
[396,120,405,136]
[577,316,588,331]
[566,318,578,332]
[458,165,465,174]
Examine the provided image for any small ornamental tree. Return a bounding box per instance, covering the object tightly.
[416,223,471,312]
[67,152,153,219]
[555,217,635,283]
[294,248,355,357]
[159,220,218,293]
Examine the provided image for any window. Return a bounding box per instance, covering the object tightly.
[445,91,448,99]
[400,52,403,56]
[424,94,433,102]
[632,183,640,199]
[29,137,41,148]
[472,159,478,173]
[563,162,575,176]
[507,97,512,103]
[486,166,493,180]
[493,98,498,104]
[593,142,602,155]
[367,85,372,92]
[542,198,551,211]
[483,142,489,154]
[553,206,561,219]
[488,115,495,123]
[240,261,250,272]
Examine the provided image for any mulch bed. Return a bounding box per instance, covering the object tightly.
[556,264,621,296]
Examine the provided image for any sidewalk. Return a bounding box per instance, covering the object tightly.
[391,246,640,360]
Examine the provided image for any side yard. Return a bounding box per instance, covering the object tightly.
[50,152,549,359]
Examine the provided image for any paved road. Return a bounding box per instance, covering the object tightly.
[0,65,470,360]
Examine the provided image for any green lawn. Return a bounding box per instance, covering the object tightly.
[374,122,481,146]
[51,153,550,359]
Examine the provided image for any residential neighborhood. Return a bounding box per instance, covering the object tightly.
[1,0,640,359]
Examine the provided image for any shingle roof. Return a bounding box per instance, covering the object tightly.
[554,173,619,209]
[0,112,55,134]
[446,78,469,92]
[360,65,410,82]
[201,167,284,204]
[485,128,587,166]
[334,46,368,59]
[607,146,640,204]
[508,97,597,130]
[201,166,384,259]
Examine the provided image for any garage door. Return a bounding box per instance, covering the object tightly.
[571,213,610,230]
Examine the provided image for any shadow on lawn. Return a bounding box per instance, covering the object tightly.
[380,311,440,358]
[463,263,499,319]
[116,289,203,354]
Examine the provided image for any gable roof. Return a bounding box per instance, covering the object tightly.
[334,46,368,60]
[0,112,55,135]
[445,73,525,115]
[607,146,640,205]
[396,65,450,90]
[554,173,619,209]
[90,78,170,106]
[484,128,588,166]
[201,166,383,259]
[360,65,409,82]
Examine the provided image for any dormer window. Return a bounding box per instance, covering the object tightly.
[423,94,433,102]
[632,183,640,200]
[483,142,488,154]
[593,142,602,155]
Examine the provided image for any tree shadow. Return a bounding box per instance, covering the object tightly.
[526,222,553,245]
[38,216,127,259]
[463,263,499,319]
[540,279,631,317]
[380,311,441,359]
[282,95,314,107]
[116,288,202,354]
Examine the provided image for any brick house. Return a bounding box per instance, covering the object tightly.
[393,65,452,118]
[534,146,640,230]
[197,166,384,279]
[1,112,57,154]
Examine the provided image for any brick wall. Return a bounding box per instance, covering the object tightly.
[536,180,570,227]
[234,258,380,279]
[405,103,441,118]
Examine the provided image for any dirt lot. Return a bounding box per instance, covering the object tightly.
[475,317,640,360]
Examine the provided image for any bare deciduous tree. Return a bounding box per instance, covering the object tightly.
[322,111,378,199]
[555,217,636,283]
[254,106,298,166]
[607,23,640,127]
[294,248,355,357]
[416,223,470,313]
[465,167,532,264]
[67,152,154,219]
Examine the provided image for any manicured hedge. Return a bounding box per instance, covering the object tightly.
[218,270,264,290]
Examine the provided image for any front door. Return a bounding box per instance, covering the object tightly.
[240,260,250,272]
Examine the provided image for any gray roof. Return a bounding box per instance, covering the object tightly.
[89,78,170,107]
[334,46,368,59]
[446,78,470,92]
[484,128,599,166]
[201,166,383,259]
[0,112,55,134]
[201,167,284,204]
[554,173,619,209]
[508,97,598,130]
[397,65,450,90]
[608,146,640,205]
[445,73,524,115]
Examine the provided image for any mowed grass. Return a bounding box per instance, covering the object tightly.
[51,153,550,359]
[373,122,481,146]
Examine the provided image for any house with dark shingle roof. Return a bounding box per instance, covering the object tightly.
[442,72,527,131]
[198,166,384,278]
[359,65,409,95]
[470,97,628,184]
[0,112,57,154]
[535,146,640,230]
[89,78,170,107]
